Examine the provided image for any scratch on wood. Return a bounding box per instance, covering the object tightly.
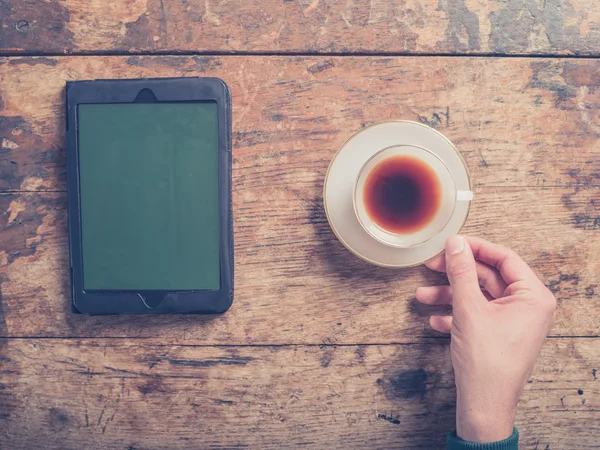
[204,0,222,25]
[159,0,169,39]
[576,86,600,136]
[479,150,489,168]
[307,59,335,74]
[377,412,401,425]
[341,1,353,27]
[303,0,320,16]
[167,357,255,367]
[417,107,450,129]
[97,404,106,426]
[9,57,58,67]
[102,411,117,434]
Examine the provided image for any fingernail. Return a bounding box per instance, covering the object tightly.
[446,235,465,255]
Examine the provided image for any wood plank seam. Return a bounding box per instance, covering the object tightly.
[4,51,600,59]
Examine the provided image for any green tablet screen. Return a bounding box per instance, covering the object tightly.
[78,102,220,291]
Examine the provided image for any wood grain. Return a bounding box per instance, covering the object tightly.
[1,55,599,341]
[0,185,597,341]
[1,0,600,56]
[0,338,598,449]
[1,56,600,194]
[0,10,599,449]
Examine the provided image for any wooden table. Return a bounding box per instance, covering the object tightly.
[1,1,599,448]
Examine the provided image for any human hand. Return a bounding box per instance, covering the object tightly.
[416,236,556,443]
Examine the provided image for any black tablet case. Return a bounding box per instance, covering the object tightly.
[66,78,233,315]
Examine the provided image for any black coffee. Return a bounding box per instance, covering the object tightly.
[363,155,442,234]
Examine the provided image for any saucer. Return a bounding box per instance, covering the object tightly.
[323,121,472,268]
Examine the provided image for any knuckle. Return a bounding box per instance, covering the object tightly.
[542,290,558,315]
[532,287,557,317]
[448,261,474,279]
[508,280,534,297]
[506,248,519,260]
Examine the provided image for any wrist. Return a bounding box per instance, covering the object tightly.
[456,401,516,443]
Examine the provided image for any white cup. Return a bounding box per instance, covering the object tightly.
[354,145,473,248]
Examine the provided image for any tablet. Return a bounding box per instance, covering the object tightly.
[66,78,233,314]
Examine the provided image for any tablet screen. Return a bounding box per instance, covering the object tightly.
[78,102,220,291]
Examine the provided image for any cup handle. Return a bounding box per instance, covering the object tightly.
[457,190,473,201]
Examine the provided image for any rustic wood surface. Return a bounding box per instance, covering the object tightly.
[0,338,599,449]
[1,3,600,448]
[0,56,599,345]
[1,0,600,56]
[0,186,598,341]
[2,56,600,192]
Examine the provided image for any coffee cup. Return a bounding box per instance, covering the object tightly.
[354,144,473,248]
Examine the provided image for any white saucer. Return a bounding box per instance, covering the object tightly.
[323,121,472,268]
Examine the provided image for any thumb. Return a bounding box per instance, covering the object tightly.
[444,235,483,308]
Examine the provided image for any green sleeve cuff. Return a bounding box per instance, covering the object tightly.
[447,428,519,450]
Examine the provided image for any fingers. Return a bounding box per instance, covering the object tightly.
[443,236,486,308]
[476,262,508,298]
[416,285,497,305]
[425,252,445,271]
[465,236,539,286]
[416,285,452,305]
[426,256,507,299]
[430,315,452,334]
